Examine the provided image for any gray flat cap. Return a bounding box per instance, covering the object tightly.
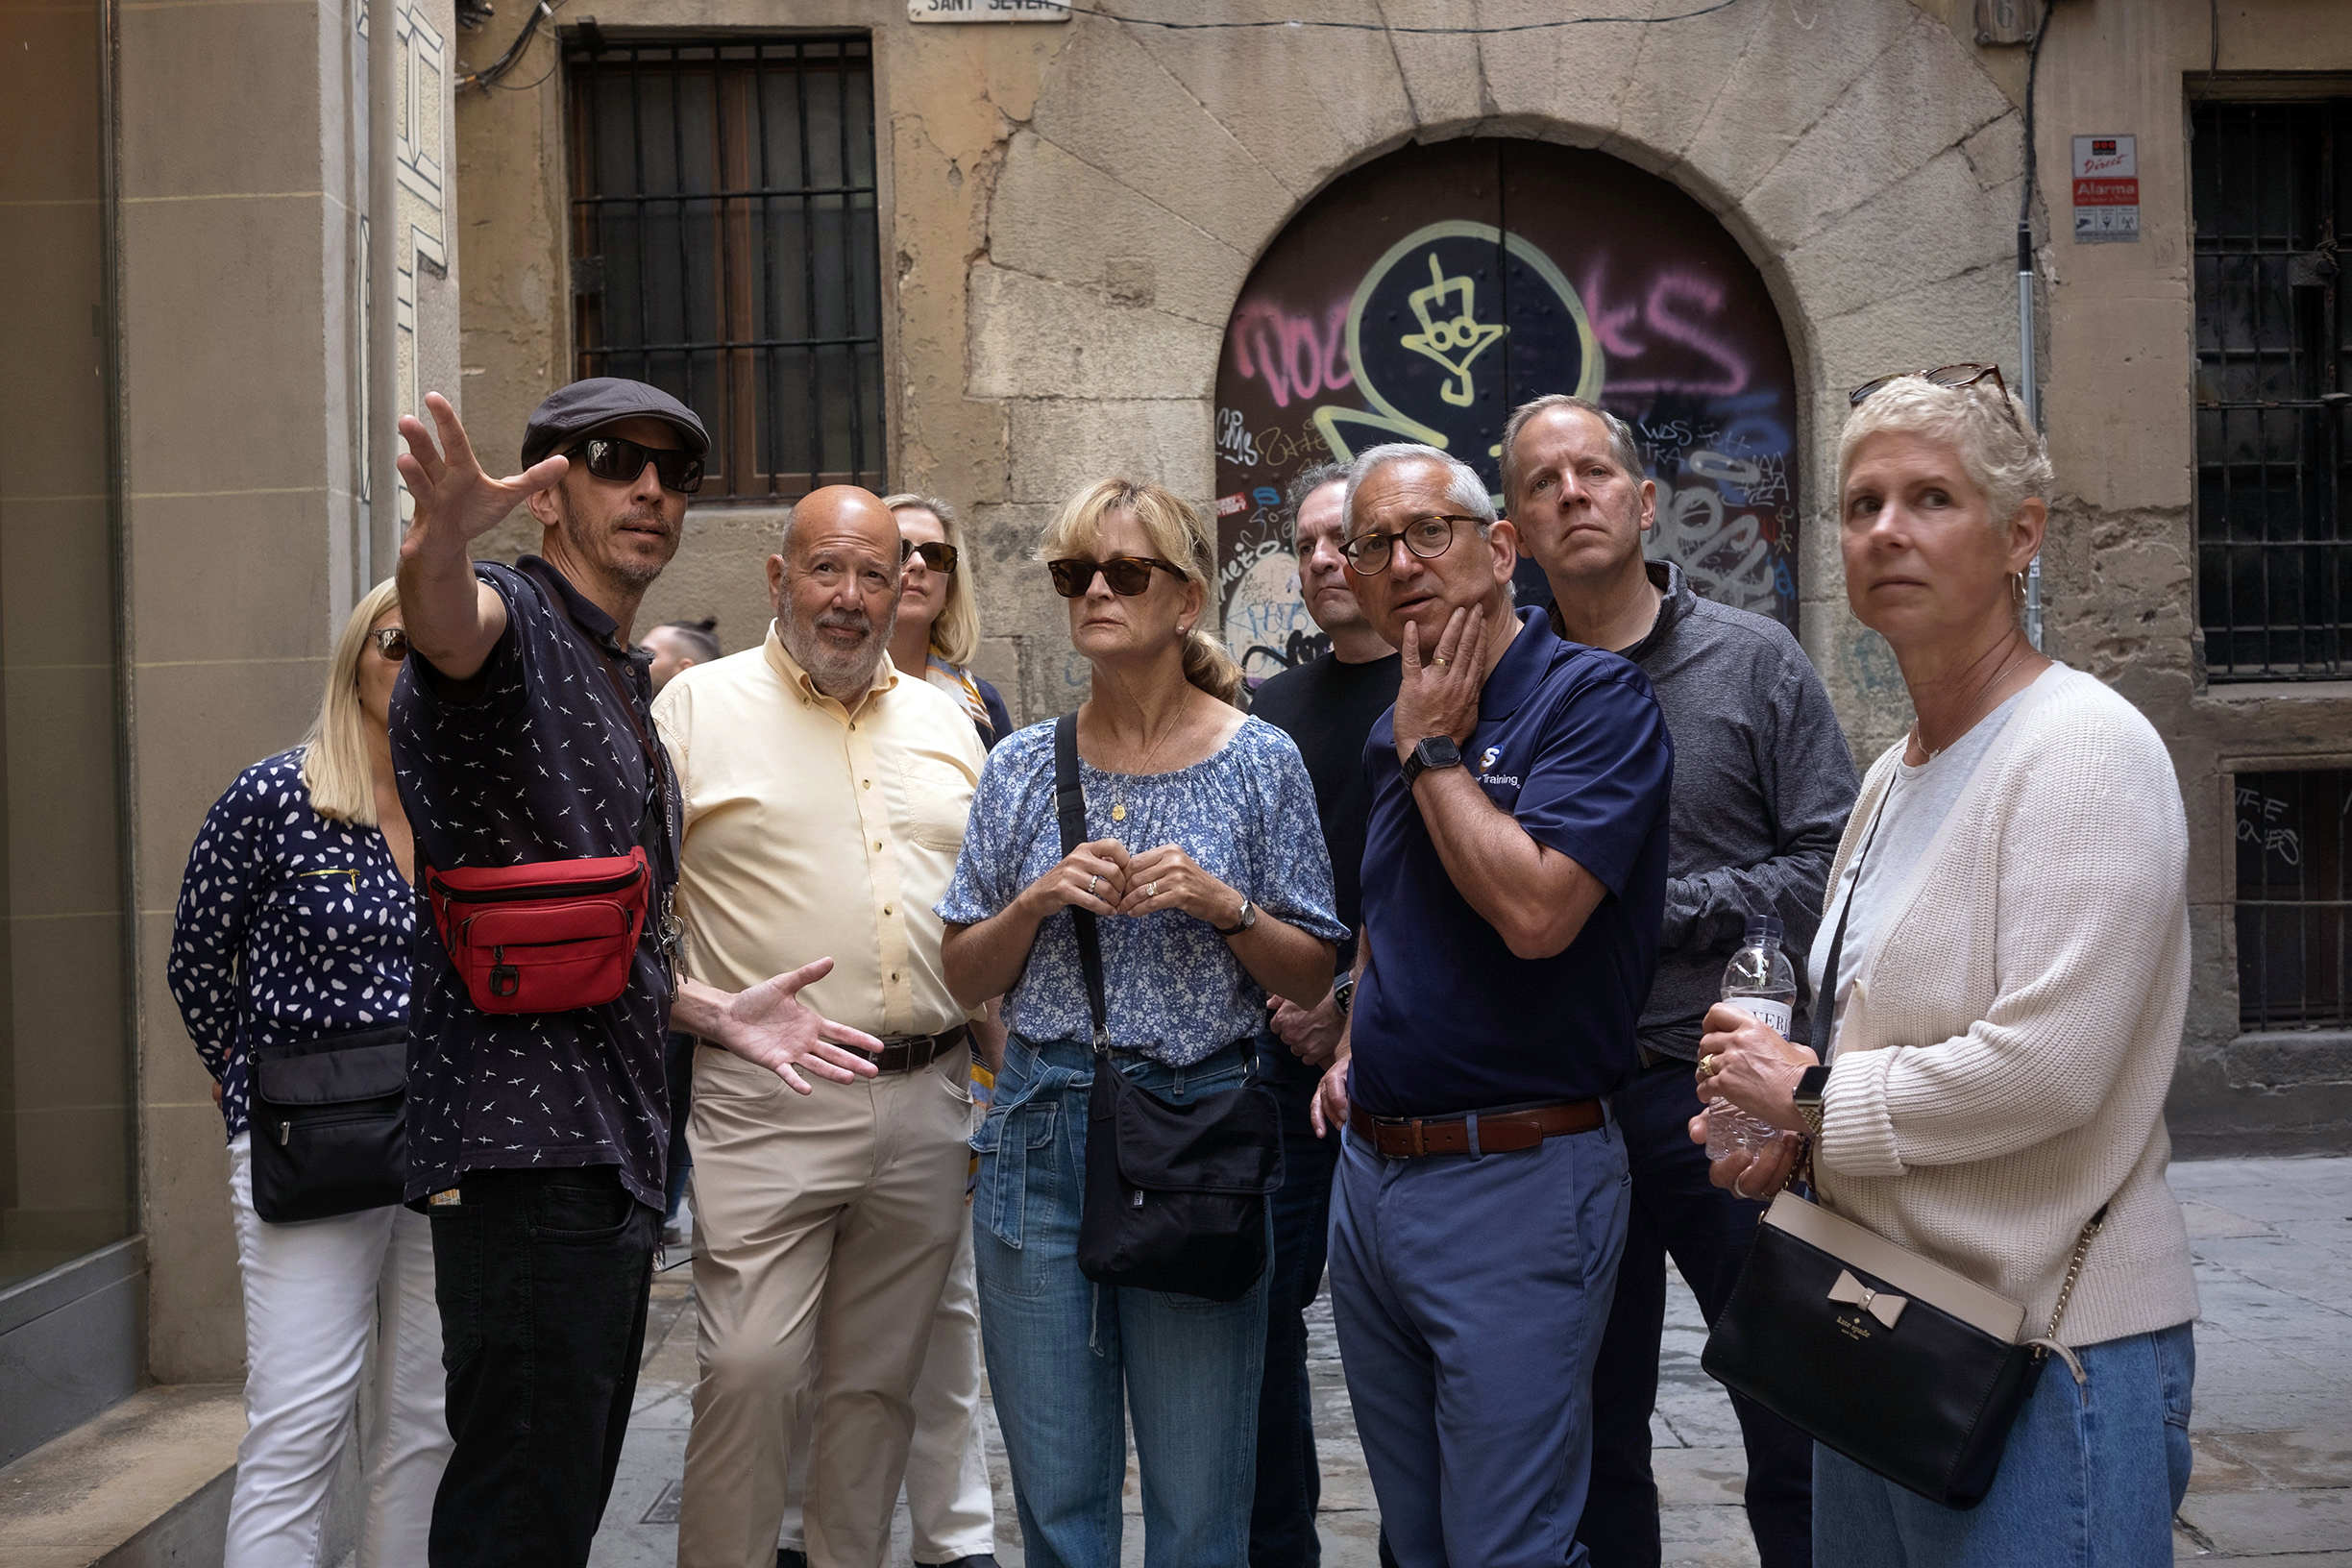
[521,378,710,467]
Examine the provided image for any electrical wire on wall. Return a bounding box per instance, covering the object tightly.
[2017,0,2053,649]
[458,0,562,93]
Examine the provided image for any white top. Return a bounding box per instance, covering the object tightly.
[1810,687,2028,1058]
[1806,663,2197,1348]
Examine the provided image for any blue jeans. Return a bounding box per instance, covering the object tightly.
[973,1034,1271,1568]
[1252,1032,1342,1567]
[1328,1110,1631,1568]
[1813,1320,2195,1568]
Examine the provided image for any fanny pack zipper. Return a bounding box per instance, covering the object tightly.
[431,867,644,904]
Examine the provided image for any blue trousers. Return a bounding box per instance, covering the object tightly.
[973,1035,1270,1568]
[1252,1033,1343,1567]
[1328,1112,1630,1568]
[1813,1321,2195,1568]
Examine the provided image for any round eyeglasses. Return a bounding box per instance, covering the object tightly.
[1338,514,1482,576]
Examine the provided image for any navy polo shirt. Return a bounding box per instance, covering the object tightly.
[1349,608,1673,1118]
[389,556,680,1209]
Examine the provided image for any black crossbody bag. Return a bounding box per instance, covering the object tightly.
[1053,713,1283,1303]
[1702,787,2110,1508]
[250,1019,410,1222]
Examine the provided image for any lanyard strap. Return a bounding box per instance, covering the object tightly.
[1053,713,1110,1048]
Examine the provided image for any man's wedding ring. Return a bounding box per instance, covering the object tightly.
[1433,655,1452,667]
[1699,1053,1720,1077]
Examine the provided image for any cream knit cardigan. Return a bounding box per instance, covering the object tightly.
[1815,663,2199,1348]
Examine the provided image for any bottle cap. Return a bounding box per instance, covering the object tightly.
[1745,915,1783,946]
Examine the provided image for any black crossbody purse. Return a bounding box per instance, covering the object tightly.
[1701,786,2110,1508]
[1052,713,1284,1303]
[250,1019,410,1222]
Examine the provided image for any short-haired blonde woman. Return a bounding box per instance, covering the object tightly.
[1697,368,2197,1566]
[168,580,451,1567]
[886,491,1015,749]
[937,478,1346,1568]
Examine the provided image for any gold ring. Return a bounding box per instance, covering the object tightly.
[1699,1053,1719,1077]
[1433,656,1451,667]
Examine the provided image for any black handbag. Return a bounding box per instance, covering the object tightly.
[1052,712,1283,1303]
[1700,786,2108,1508]
[249,1021,410,1222]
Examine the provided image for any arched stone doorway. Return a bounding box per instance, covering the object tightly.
[1213,138,1801,685]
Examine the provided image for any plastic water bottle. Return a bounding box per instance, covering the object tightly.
[1705,916,1798,1160]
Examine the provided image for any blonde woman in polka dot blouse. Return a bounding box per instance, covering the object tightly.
[168,578,450,1568]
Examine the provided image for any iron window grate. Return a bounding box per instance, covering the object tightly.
[2192,101,2351,681]
[2236,768,2352,1031]
[566,35,885,501]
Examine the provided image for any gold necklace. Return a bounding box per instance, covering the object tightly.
[1109,706,1187,825]
[1911,645,2032,760]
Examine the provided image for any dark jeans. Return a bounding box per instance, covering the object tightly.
[1252,1033,1342,1567]
[1578,1058,1813,1568]
[425,1164,660,1568]
[664,1031,696,1223]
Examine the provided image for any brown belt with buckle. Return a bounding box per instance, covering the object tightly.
[1349,1098,1604,1158]
[849,1024,969,1075]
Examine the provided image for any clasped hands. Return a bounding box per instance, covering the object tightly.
[1030,837,1241,927]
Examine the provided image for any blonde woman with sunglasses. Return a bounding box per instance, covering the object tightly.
[886,492,1016,752]
[168,581,450,1566]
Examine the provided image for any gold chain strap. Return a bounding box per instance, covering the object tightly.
[2041,1206,2109,1340]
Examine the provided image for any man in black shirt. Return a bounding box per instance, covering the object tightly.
[392,383,883,1568]
[1240,462,1399,1567]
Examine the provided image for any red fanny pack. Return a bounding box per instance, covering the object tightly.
[424,848,650,1015]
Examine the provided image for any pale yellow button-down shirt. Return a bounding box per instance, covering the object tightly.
[651,624,987,1039]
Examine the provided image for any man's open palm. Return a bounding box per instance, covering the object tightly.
[396,391,570,545]
[720,958,885,1094]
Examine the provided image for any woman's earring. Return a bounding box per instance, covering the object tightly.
[2011,569,2027,608]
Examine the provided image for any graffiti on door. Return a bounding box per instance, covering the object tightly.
[1214,140,1801,685]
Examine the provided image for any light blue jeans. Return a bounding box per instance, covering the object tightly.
[1814,1319,2196,1567]
[971,1034,1270,1568]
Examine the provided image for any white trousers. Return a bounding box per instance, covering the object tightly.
[226,1133,453,1568]
[776,1217,994,1562]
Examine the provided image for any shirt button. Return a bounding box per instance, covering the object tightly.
[862,779,871,790]
[890,971,900,982]
[883,905,893,916]
[874,841,883,851]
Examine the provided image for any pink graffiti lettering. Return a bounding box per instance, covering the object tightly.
[1579,261,1752,398]
[1230,300,1353,409]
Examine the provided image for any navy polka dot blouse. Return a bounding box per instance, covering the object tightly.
[166,748,414,1140]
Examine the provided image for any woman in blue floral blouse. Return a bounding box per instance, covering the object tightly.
[939,478,1345,1568]
[168,579,449,1567]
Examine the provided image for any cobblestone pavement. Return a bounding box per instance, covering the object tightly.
[589,1156,2352,1567]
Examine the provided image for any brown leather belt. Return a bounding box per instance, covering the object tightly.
[849,1025,969,1075]
[1350,1098,1604,1158]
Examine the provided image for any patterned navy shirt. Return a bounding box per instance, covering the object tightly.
[389,556,680,1209]
[166,749,414,1140]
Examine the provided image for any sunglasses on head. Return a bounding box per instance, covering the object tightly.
[903,540,958,576]
[567,435,704,495]
[1849,363,2023,432]
[368,626,409,662]
[1046,555,1188,598]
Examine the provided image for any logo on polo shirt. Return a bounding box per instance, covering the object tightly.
[1476,745,1521,789]
[1480,746,1502,771]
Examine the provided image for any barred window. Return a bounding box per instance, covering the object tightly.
[2193,102,2351,680]
[2236,769,2352,1031]
[567,36,884,500]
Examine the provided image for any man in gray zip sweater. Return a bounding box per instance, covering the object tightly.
[1504,394,1858,1568]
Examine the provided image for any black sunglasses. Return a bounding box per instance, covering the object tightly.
[1850,363,2023,432]
[904,540,959,576]
[367,626,410,662]
[1046,555,1187,598]
[567,436,704,495]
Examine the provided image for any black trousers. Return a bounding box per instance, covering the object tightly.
[1250,1033,1343,1568]
[1576,1058,1813,1568]
[425,1164,660,1568]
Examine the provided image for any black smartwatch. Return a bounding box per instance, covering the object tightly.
[1793,1063,1832,1140]
[1402,735,1462,790]
[1332,975,1356,1016]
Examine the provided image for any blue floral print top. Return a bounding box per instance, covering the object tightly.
[167,748,414,1140]
[937,716,1346,1065]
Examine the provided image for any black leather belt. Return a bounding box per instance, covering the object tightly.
[847,1024,969,1075]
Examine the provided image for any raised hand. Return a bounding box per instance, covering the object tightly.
[709,957,884,1094]
[396,391,571,549]
[1392,604,1490,762]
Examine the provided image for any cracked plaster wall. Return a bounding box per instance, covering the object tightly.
[453,0,2352,1146]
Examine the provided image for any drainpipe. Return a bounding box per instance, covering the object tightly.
[2019,219,2044,650]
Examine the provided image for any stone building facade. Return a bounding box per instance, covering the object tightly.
[6,0,2351,1549]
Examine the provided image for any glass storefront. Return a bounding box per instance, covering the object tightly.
[0,0,135,1290]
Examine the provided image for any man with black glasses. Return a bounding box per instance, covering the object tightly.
[393,380,883,1568]
[1313,441,1672,1568]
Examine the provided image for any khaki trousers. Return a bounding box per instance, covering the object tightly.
[677,1041,973,1568]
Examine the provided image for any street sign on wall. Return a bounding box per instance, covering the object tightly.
[1213,139,1802,684]
[907,0,1069,21]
